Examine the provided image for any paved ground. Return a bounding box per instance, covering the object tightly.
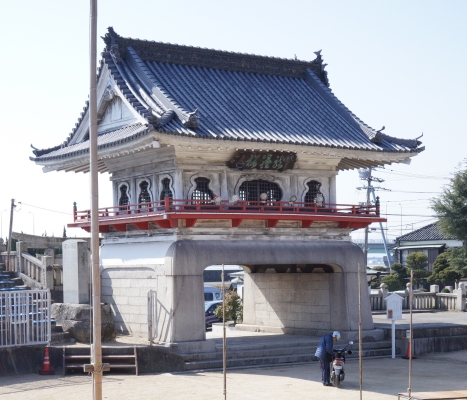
[1,311,466,399]
[1,350,466,399]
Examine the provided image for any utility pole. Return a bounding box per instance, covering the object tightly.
[6,199,16,271]
[358,168,392,269]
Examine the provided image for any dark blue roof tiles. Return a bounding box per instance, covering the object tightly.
[31,123,149,162]
[397,221,459,242]
[32,32,423,161]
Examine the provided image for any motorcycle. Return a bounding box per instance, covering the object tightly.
[330,341,353,388]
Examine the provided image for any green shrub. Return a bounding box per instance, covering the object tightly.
[214,290,243,324]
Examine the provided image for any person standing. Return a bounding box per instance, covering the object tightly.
[314,331,341,386]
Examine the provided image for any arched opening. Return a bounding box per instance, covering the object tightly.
[138,180,151,210]
[304,180,324,205]
[192,177,213,201]
[118,184,130,206]
[160,178,173,200]
[238,179,282,202]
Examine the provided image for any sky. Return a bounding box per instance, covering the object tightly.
[0,0,466,243]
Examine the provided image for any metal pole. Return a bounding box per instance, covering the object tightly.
[370,190,391,267]
[89,1,102,399]
[363,170,372,268]
[358,262,363,400]
[222,263,226,400]
[6,199,15,271]
[408,270,413,397]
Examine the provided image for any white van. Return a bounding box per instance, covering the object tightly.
[204,286,222,302]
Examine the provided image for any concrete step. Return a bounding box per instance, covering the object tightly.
[184,347,399,371]
[182,340,394,361]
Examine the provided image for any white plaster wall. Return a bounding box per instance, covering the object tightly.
[243,273,331,330]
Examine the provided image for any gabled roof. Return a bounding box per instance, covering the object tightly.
[396,221,459,242]
[31,28,424,170]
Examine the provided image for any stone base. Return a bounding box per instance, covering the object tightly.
[212,322,236,333]
[166,340,217,354]
[235,324,385,341]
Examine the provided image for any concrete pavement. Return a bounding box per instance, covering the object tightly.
[1,350,466,399]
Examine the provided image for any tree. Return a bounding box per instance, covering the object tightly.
[432,164,467,241]
[427,252,460,287]
[63,226,67,238]
[381,263,408,291]
[406,252,431,287]
[214,290,243,324]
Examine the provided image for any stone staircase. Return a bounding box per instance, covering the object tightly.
[175,335,398,371]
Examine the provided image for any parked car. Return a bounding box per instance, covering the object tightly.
[205,300,223,329]
[204,286,222,302]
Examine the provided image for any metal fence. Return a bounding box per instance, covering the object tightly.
[0,290,51,348]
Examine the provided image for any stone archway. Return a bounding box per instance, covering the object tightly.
[160,240,372,343]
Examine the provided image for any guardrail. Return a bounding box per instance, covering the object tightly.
[0,289,51,348]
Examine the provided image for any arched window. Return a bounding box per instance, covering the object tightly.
[138,180,151,203]
[191,177,213,201]
[238,180,282,202]
[304,181,325,205]
[118,184,130,206]
[160,178,173,200]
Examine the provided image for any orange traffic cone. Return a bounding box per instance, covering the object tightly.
[402,339,417,360]
[39,347,54,375]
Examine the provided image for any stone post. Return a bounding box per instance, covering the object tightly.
[44,248,55,264]
[430,284,439,293]
[380,283,388,309]
[41,255,54,290]
[454,282,466,312]
[15,241,27,274]
[62,239,90,304]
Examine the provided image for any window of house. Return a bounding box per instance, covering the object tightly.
[304,181,325,204]
[118,184,130,206]
[191,177,213,200]
[160,178,173,200]
[238,179,282,202]
[138,180,151,203]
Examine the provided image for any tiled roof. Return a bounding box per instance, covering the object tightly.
[31,28,424,164]
[31,123,149,161]
[396,221,459,242]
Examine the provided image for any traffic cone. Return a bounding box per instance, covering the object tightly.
[39,347,54,375]
[402,339,417,360]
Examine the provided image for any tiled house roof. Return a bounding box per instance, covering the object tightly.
[396,221,459,242]
[31,28,424,168]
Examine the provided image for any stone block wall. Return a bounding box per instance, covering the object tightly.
[101,267,156,337]
[243,272,331,331]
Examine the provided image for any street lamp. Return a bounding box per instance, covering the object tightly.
[28,211,35,235]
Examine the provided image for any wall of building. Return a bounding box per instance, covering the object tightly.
[243,272,331,331]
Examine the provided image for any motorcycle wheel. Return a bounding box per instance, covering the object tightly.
[335,374,341,388]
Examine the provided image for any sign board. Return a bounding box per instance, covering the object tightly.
[385,293,403,321]
[227,151,297,172]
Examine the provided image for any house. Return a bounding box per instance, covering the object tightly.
[393,221,462,271]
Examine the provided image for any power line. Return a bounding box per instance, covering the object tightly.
[17,202,72,216]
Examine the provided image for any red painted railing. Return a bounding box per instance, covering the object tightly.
[73,198,380,222]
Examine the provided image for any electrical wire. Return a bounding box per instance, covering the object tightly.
[16,202,72,216]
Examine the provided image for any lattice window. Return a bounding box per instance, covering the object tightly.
[138,180,151,210]
[191,177,213,200]
[160,178,173,200]
[238,179,282,202]
[118,184,130,206]
[304,181,325,204]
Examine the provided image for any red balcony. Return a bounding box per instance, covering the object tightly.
[69,198,385,233]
